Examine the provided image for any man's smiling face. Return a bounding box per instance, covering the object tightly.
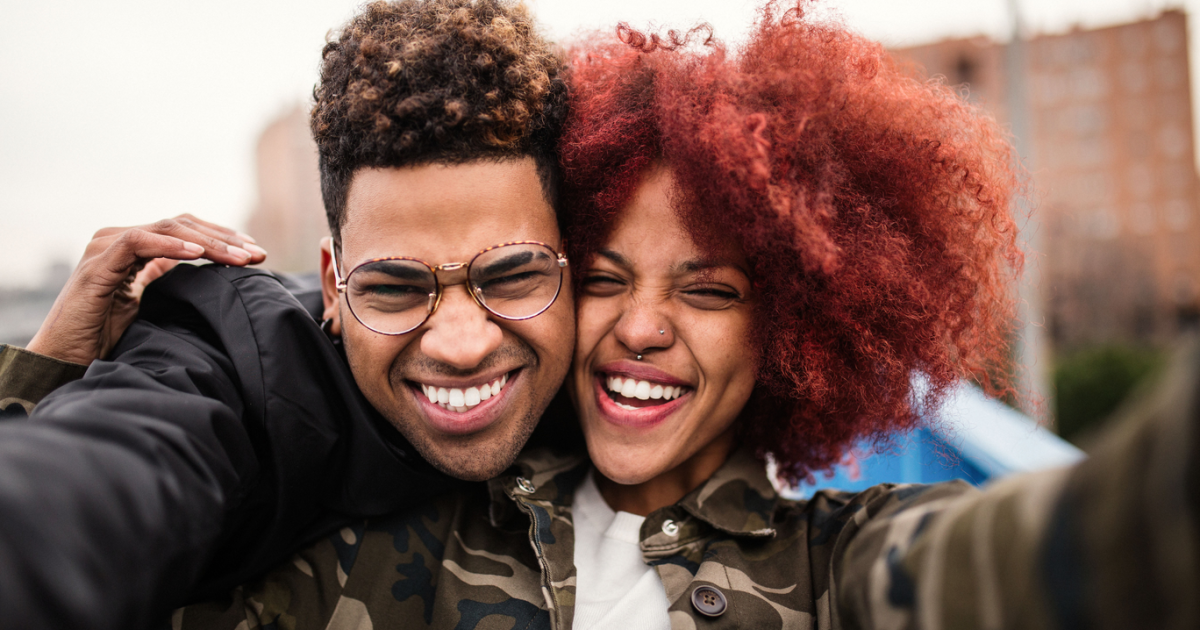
[321,158,575,481]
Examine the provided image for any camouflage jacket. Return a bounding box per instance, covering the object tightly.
[0,344,87,415]
[178,337,1200,630]
[176,447,975,630]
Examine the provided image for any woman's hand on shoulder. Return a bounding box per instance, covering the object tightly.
[26,214,267,366]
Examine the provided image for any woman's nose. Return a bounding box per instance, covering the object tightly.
[613,298,673,356]
[419,286,504,369]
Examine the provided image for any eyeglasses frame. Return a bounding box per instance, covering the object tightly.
[333,240,569,336]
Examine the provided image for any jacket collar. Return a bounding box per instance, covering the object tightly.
[487,448,588,526]
[675,447,780,538]
[487,446,778,538]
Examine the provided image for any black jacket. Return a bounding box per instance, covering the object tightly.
[0,264,457,630]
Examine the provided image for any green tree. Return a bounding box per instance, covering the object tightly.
[1054,344,1165,444]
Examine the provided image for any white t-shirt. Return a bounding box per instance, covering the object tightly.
[571,470,671,630]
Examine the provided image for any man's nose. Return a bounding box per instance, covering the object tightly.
[419,285,504,369]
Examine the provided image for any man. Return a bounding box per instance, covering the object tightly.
[0,2,578,628]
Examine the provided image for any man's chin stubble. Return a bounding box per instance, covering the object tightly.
[407,412,541,481]
[385,344,550,481]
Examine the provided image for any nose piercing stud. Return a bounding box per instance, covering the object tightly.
[636,354,643,361]
[659,329,665,335]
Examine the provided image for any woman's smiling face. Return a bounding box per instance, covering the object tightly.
[572,167,758,489]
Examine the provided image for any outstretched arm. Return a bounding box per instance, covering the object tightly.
[838,338,1200,629]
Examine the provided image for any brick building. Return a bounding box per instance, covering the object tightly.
[244,106,326,274]
[894,11,1200,348]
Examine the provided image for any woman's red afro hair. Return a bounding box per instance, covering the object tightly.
[560,1,1023,483]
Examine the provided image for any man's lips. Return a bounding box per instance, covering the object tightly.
[408,369,519,436]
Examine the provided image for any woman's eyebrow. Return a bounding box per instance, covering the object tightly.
[676,259,721,274]
[675,258,752,281]
[596,249,631,268]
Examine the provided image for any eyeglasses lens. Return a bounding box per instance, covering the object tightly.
[345,243,562,334]
[470,244,562,319]
[344,259,438,334]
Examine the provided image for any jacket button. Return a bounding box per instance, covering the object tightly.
[691,585,727,617]
[661,519,680,536]
[515,477,536,493]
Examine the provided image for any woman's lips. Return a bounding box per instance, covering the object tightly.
[411,369,519,436]
[592,374,690,428]
[596,360,691,387]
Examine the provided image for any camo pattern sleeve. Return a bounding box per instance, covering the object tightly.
[838,336,1200,630]
[0,344,87,415]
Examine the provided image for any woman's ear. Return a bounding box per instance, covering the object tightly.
[319,237,343,336]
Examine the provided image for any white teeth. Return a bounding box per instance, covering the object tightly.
[606,376,688,403]
[419,372,510,413]
[615,402,638,411]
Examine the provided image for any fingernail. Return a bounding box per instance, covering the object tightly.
[183,242,204,255]
[228,246,252,261]
[245,244,268,257]
[236,232,258,244]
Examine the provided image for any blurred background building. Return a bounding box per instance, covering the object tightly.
[895,10,1200,350]
[243,106,327,274]
[895,10,1200,442]
[0,262,70,349]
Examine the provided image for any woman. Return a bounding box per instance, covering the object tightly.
[175,5,1068,629]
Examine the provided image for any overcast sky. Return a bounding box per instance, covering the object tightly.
[0,0,1189,287]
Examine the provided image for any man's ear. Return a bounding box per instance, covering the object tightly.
[319,237,343,336]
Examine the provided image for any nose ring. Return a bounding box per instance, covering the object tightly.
[636,354,643,361]
[658,329,665,335]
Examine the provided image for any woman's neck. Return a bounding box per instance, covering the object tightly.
[593,428,738,517]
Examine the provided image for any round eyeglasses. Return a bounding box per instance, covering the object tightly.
[333,241,569,335]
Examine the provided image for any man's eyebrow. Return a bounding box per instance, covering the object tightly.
[475,250,536,276]
[370,261,431,281]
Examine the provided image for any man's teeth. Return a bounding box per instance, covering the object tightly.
[606,376,684,401]
[420,373,508,413]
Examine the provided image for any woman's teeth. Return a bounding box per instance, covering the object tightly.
[606,376,685,403]
[420,373,508,413]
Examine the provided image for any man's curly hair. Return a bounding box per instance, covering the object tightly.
[312,0,568,240]
[561,2,1024,483]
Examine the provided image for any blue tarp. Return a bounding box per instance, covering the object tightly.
[783,382,1085,499]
